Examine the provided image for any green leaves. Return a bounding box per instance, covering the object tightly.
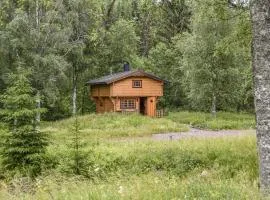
[0,0,254,117]
[179,0,252,112]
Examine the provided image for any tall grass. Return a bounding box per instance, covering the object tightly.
[167,111,255,130]
[0,173,260,200]
[0,135,259,199]
[47,135,258,180]
[0,112,260,199]
[42,113,189,141]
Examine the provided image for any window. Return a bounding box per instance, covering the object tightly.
[120,99,136,109]
[132,80,142,88]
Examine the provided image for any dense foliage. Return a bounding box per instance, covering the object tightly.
[0,0,253,120]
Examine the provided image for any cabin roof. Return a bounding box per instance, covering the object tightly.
[86,70,166,85]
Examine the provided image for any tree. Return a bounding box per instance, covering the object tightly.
[62,0,93,116]
[251,0,270,193]
[147,38,185,108]
[0,67,48,177]
[69,115,88,176]
[90,19,139,75]
[181,0,251,114]
[135,0,158,57]
[157,0,191,43]
[0,0,72,120]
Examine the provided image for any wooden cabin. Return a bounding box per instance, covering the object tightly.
[86,65,165,117]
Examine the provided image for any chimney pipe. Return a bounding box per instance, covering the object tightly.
[123,62,130,72]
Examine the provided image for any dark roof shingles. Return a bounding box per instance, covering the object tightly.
[86,70,165,85]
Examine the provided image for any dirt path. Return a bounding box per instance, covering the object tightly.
[152,128,255,141]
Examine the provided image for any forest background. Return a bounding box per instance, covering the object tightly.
[0,0,252,120]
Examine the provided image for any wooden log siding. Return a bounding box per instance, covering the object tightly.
[94,97,114,113]
[91,85,111,97]
[112,77,163,97]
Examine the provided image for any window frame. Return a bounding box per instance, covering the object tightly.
[120,99,136,109]
[132,80,142,88]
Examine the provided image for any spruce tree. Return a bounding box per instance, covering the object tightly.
[0,67,48,177]
[69,115,88,176]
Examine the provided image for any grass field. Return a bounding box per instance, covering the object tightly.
[168,111,255,130]
[0,136,260,199]
[0,112,260,199]
[42,111,255,141]
[42,113,189,140]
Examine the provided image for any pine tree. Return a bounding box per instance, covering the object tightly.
[69,114,88,176]
[0,67,48,177]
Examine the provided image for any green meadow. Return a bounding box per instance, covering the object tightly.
[168,111,255,130]
[0,112,260,199]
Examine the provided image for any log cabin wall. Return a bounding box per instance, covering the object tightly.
[112,77,163,97]
[94,97,114,113]
[91,85,111,97]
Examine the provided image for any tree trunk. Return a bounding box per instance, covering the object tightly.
[36,0,39,28]
[35,0,41,126]
[72,64,77,116]
[211,91,216,118]
[141,13,151,57]
[251,0,270,193]
[36,91,41,124]
[72,84,77,116]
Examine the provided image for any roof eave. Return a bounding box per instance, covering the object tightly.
[85,82,108,86]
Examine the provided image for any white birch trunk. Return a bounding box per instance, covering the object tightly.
[35,1,40,127]
[72,84,77,116]
[251,0,270,193]
[36,0,39,27]
[36,91,41,124]
[14,118,17,130]
[211,92,216,118]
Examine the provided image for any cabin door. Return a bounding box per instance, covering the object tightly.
[139,97,147,115]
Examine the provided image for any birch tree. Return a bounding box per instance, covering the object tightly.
[251,0,270,193]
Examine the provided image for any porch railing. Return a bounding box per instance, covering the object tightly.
[156,109,167,118]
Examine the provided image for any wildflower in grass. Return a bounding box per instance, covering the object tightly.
[200,170,209,177]
[118,186,124,194]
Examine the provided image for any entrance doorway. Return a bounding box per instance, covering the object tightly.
[140,97,147,115]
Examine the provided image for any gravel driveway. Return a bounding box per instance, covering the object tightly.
[152,128,255,141]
